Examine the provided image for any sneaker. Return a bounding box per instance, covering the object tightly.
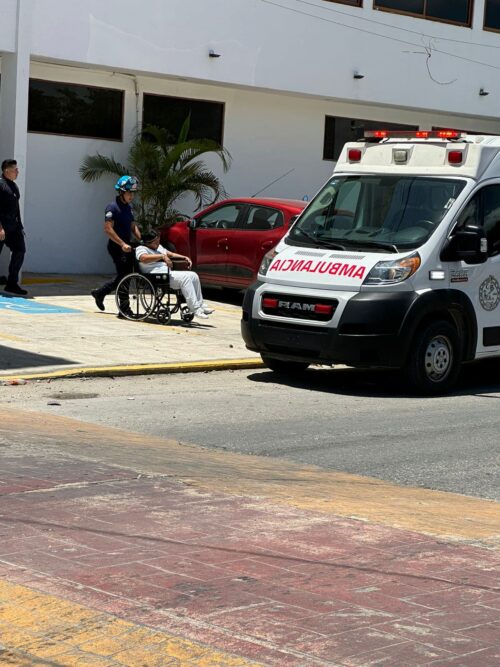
[4,283,28,296]
[202,303,215,315]
[91,289,105,311]
[193,307,209,319]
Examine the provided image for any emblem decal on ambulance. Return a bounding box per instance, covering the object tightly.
[479,275,500,311]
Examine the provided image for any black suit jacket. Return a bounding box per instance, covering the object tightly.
[0,176,23,233]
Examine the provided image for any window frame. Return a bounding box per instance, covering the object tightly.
[373,0,474,28]
[322,0,362,6]
[27,78,125,142]
[484,0,500,33]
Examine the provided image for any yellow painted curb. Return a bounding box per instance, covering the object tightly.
[0,358,264,382]
[0,579,264,666]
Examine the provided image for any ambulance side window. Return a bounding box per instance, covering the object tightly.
[482,185,500,257]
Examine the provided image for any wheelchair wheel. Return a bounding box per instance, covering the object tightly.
[181,306,194,323]
[157,307,172,325]
[116,273,155,321]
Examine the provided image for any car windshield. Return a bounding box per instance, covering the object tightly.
[288,175,466,253]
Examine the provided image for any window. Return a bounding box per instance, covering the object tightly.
[198,204,243,230]
[244,207,284,231]
[456,186,500,256]
[143,94,224,144]
[323,116,418,161]
[485,0,500,31]
[28,80,124,140]
[373,0,472,26]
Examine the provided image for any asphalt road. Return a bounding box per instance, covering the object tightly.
[1,363,499,501]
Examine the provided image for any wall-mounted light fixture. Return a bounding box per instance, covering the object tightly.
[353,71,364,80]
[479,88,490,96]
[208,49,221,58]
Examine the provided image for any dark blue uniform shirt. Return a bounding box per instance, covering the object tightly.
[105,196,134,243]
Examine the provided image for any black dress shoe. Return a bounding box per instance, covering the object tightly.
[117,309,134,319]
[4,283,28,296]
[91,289,105,311]
[0,275,7,285]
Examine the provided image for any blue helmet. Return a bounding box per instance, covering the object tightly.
[115,175,139,192]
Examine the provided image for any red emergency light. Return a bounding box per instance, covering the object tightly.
[348,148,362,162]
[448,150,464,165]
[314,304,334,315]
[262,297,278,309]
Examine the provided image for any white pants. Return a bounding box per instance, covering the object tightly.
[149,267,203,312]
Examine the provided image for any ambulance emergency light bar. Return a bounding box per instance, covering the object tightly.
[364,129,464,139]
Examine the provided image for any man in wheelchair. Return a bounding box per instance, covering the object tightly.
[135,230,213,320]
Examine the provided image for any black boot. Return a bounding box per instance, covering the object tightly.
[4,283,28,296]
[91,289,105,311]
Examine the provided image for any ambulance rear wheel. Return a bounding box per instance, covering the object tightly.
[405,320,461,395]
[261,355,309,375]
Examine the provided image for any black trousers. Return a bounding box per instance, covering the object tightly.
[0,228,26,287]
[96,242,134,307]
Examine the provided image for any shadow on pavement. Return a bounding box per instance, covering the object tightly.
[0,345,76,371]
[248,358,500,399]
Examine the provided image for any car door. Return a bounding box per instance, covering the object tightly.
[193,203,246,286]
[225,205,287,288]
[450,183,500,357]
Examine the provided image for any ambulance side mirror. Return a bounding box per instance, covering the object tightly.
[441,225,488,265]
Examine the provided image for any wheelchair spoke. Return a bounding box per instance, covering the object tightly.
[115,273,155,320]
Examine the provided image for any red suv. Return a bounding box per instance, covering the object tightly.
[160,197,307,289]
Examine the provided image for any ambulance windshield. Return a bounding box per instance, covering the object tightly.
[288,175,466,252]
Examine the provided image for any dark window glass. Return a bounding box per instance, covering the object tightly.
[322,0,362,6]
[374,0,471,25]
[323,116,418,161]
[28,80,124,140]
[375,0,424,13]
[143,94,224,144]
[427,0,469,23]
[485,0,500,30]
[198,204,242,229]
[244,207,284,230]
[482,186,500,255]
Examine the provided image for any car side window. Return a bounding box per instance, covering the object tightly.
[244,207,283,231]
[198,205,242,230]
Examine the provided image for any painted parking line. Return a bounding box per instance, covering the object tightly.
[0,296,80,314]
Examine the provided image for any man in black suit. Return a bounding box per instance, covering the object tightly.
[0,159,27,295]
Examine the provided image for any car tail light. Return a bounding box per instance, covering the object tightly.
[448,150,463,165]
[348,148,362,162]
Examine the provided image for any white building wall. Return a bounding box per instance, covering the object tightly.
[1,0,500,273]
[0,0,17,52]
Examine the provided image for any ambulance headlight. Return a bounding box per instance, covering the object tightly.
[259,248,278,276]
[363,252,421,285]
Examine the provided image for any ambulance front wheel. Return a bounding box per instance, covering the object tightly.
[405,320,461,395]
[261,355,309,375]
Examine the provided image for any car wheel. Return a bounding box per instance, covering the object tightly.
[405,320,461,395]
[261,355,309,375]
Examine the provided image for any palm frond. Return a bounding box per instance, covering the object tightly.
[79,154,128,182]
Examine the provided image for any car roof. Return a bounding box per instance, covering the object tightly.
[198,197,308,214]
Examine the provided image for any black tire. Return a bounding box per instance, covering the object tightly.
[261,355,309,375]
[405,320,462,395]
[181,307,194,323]
[157,308,172,325]
[115,273,155,321]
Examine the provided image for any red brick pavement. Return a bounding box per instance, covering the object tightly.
[0,453,499,666]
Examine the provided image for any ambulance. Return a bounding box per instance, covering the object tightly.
[241,130,500,394]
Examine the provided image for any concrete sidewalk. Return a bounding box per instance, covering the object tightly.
[0,274,262,380]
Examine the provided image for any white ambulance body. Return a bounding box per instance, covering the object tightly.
[241,131,500,393]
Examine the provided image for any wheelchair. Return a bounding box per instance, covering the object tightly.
[115,259,194,325]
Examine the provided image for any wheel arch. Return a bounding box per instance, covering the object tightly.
[400,289,477,362]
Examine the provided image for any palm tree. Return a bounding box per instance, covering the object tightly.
[79,118,231,229]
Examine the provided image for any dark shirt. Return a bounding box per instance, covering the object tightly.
[105,196,134,243]
[0,176,22,232]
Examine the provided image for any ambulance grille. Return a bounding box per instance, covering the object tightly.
[262,293,338,322]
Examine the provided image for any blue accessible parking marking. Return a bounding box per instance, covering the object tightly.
[0,295,80,314]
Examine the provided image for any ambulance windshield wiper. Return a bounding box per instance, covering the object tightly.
[293,229,346,250]
[339,239,399,253]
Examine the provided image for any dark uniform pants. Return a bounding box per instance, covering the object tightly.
[96,242,134,308]
[0,228,26,287]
